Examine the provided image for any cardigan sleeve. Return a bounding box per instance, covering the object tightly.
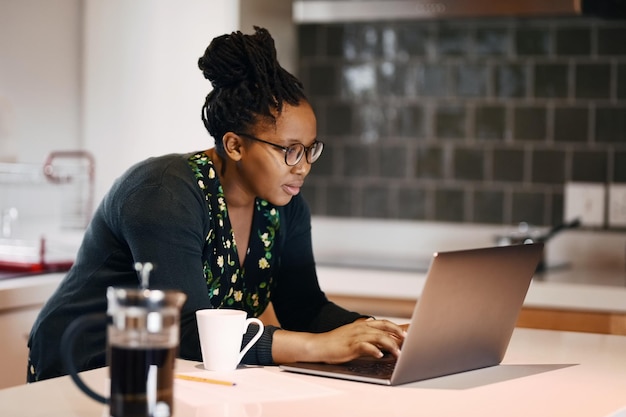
[112,173,213,362]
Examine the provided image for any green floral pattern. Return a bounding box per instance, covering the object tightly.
[187,152,279,317]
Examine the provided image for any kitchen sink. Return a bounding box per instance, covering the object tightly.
[0,236,74,274]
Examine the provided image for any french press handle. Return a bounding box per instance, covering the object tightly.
[60,312,109,404]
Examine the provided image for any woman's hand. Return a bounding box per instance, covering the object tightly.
[272,318,407,364]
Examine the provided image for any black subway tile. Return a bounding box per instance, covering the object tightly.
[555,27,591,56]
[453,147,484,181]
[377,62,410,97]
[437,25,470,56]
[325,24,346,58]
[495,63,528,98]
[323,103,353,136]
[416,63,449,97]
[311,144,334,176]
[514,106,547,141]
[308,62,339,97]
[394,23,429,57]
[597,27,626,55]
[326,184,353,217]
[515,27,552,56]
[613,151,626,182]
[473,190,505,224]
[475,105,506,140]
[355,104,390,141]
[493,148,525,182]
[617,64,626,100]
[380,146,408,178]
[361,185,391,218]
[452,64,490,97]
[343,144,371,177]
[532,150,566,184]
[554,107,589,143]
[575,63,611,99]
[390,104,426,139]
[534,63,569,98]
[341,64,377,99]
[342,24,383,60]
[297,18,626,226]
[571,150,608,182]
[475,27,510,56]
[301,183,319,213]
[595,106,626,143]
[435,105,467,138]
[434,188,465,222]
[550,192,564,226]
[512,191,546,226]
[397,186,429,220]
[298,24,321,58]
[415,145,444,180]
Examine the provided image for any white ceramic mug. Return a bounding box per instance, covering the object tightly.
[195,309,264,372]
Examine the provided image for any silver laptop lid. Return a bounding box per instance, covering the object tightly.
[391,243,543,385]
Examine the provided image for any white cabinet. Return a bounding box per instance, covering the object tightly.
[0,274,63,388]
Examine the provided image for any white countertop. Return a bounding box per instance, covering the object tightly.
[0,272,64,311]
[1,328,626,417]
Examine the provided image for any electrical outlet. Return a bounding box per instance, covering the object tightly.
[563,182,605,227]
[608,184,626,228]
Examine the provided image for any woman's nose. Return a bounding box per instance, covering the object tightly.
[291,158,311,176]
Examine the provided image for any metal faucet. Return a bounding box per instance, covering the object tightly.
[1,207,18,238]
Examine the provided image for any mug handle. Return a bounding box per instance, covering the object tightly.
[238,318,264,363]
[60,313,108,404]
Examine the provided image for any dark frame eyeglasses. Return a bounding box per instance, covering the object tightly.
[235,132,324,166]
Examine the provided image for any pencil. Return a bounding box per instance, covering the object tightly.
[175,374,236,386]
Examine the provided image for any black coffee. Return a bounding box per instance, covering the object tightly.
[108,345,176,417]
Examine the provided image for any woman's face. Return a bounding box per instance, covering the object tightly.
[237,101,318,206]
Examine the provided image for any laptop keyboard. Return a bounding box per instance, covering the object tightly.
[345,355,397,378]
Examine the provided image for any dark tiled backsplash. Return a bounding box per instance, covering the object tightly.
[297,17,626,227]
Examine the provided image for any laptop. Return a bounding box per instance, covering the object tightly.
[280,243,543,386]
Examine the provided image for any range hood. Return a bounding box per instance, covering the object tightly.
[293,0,625,23]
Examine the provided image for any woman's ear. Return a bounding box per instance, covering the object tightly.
[222,132,244,162]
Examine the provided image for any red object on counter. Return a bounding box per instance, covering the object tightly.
[0,259,73,273]
[0,236,74,273]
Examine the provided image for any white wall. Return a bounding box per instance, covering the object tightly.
[83,0,240,202]
[0,0,82,163]
[1,0,294,204]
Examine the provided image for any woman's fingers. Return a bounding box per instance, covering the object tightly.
[365,319,407,342]
[357,320,404,358]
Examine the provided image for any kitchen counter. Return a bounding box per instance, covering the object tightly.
[3,329,626,417]
[0,272,65,311]
[317,265,626,335]
[0,273,65,389]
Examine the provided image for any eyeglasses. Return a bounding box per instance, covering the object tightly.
[235,133,324,166]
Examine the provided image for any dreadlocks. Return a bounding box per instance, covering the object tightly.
[198,26,307,156]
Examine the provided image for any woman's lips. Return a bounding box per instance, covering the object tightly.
[283,183,303,196]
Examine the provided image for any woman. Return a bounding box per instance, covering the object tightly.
[27,26,405,382]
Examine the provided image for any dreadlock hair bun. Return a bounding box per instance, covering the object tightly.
[198,27,307,153]
[198,26,274,90]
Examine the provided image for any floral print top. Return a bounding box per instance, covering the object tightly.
[187,152,279,317]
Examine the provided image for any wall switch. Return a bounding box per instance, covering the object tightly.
[608,184,626,228]
[564,182,605,227]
